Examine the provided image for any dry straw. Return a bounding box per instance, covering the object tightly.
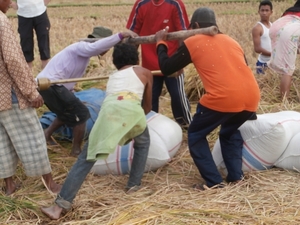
[2,1,300,224]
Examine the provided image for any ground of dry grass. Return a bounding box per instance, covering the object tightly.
[2,1,300,225]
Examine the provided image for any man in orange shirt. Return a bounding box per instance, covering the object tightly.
[155,7,260,190]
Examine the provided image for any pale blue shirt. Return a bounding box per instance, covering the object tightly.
[37,34,122,91]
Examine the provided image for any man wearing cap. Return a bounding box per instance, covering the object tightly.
[37,26,135,157]
[155,7,260,190]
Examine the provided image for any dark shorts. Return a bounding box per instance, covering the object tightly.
[18,11,51,62]
[256,60,268,75]
[39,85,90,127]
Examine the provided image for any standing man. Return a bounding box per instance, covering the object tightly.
[37,27,135,157]
[0,0,60,196]
[10,0,51,70]
[155,7,260,190]
[126,0,192,128]
[268,0,300,98]
[40,43,153,220]
[251,0,273,75]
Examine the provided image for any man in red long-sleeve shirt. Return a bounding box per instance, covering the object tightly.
[126,0,192,128]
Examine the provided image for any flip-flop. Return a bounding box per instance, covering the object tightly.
[41,177,56,196]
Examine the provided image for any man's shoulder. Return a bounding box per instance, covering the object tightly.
[252,22,263,34]
[0,12,9,23]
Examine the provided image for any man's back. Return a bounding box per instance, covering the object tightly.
[185,34,260,112]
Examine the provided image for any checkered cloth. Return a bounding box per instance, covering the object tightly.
[0,104,51,178]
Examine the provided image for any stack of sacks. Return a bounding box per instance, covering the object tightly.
[212,111,300,174]
[274,132,300,170]
[91,111,183,175]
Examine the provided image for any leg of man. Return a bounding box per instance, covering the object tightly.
[188,104,233,187]
[43,117,64,144]
[41,141,95,220]
[126,127,150,190]
[151,76,164,113]
[34,11,51,69]
[0,108,19,195]
[3,177,18,196]
[71,122,86,157]
[280,74,292,98]
[39,85,90,152]
[1,104,61,195]
[164,73,192,127]
[219,111,256,182]
[18,16,34,68]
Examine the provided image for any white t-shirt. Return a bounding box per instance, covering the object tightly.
[257,21,272,63]
[17,0,46,18]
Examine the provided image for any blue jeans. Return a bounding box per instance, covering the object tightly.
[256,60,268,74]
[152,73,192,126]
[188,104,256,187]
[55,127,150,210]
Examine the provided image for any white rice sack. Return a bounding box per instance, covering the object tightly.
[212,111,300,173]
[274,132,300,171]
[91,111,182,175]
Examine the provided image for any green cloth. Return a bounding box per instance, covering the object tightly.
[87,94,146,161]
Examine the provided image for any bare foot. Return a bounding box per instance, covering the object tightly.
[3,182,20,196]
[41,204,63,220]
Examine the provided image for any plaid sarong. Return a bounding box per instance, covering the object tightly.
[0,104,51,178]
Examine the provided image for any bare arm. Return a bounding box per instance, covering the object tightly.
[252,24,271,56]
[44,0,51,6]
[133,67,153,115]
[141,70,153,115]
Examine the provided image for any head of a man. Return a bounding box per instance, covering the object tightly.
[0,0,11,13]
[112,43,139,70]
[189,7,217,29]
[88,26,112,39]
[88,26,112,58]
[258,0,273,20]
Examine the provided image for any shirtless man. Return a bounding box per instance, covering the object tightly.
[41,43,153,220]
[252,0,273,74]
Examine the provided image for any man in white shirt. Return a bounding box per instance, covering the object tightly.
[10,0,51,70]
[251,0,273,74]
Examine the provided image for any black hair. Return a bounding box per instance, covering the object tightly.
[283,0,300,15]
[112,43,139,70]
[259,0,273,10]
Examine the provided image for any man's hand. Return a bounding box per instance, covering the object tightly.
[121,30,138,39]
[31,95,44,108]
[155,26,169,42]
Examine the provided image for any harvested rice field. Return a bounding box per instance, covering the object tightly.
[2,0,300,224]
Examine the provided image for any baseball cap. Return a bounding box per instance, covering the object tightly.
[189,7,217,28]
[88,26,113,38]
